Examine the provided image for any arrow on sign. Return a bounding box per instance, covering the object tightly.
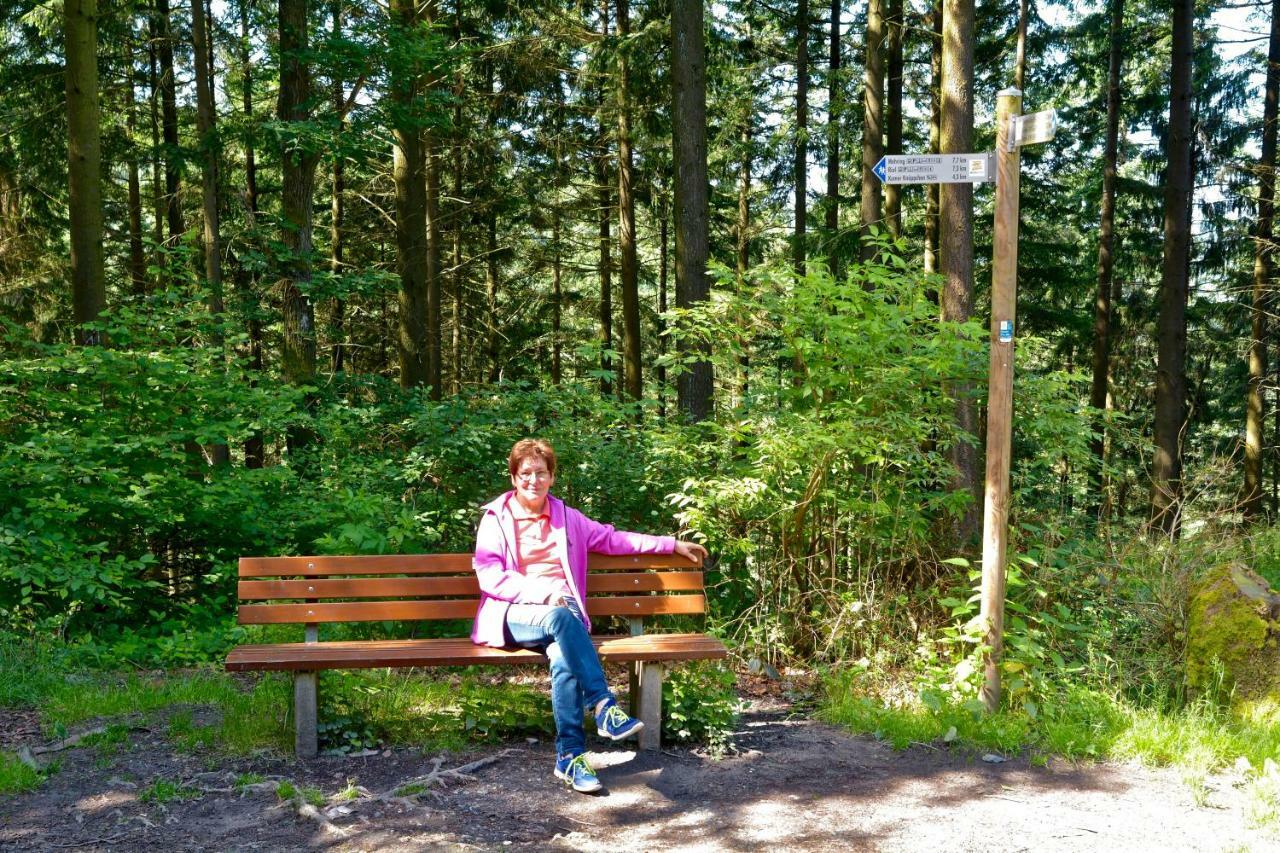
[873,156,888,183]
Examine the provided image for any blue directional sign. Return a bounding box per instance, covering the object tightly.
[873,157,889,183]
[872,153,996,185]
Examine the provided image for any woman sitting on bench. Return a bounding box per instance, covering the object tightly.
[470,438,707,793]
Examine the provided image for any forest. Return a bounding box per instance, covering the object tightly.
[2,0,1280,823]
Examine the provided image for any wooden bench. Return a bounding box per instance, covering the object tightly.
[224,553,727,757]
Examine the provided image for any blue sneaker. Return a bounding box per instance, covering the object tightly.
[595,698,644,741]
[554,752,602,793]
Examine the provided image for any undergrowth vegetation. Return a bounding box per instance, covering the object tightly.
[1,259,1278,814]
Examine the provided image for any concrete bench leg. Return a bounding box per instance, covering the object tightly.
[294,671,318,759]
[636,662,663,752]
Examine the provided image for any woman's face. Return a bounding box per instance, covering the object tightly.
[511,456,555,510]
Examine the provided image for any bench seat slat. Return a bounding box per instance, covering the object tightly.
[239,553,702,578]
[225,633,727,671]
[238,571,705,601]
[237,594,708,625]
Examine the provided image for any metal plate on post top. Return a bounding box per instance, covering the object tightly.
[1008,108,1057,150]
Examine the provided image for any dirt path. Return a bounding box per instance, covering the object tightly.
[0,696,1269,852]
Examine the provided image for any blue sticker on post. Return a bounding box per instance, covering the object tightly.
[998,320,1014,343]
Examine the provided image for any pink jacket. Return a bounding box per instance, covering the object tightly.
[470,491,676,647]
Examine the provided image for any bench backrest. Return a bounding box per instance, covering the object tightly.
[236,553,706,627]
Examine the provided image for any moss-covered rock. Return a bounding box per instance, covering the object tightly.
[1186,563,1280,705]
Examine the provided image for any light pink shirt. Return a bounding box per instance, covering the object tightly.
[509,501,568,598]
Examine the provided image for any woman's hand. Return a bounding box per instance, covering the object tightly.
[673,539,709,563]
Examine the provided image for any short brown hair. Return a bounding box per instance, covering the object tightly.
[508,438,557,477]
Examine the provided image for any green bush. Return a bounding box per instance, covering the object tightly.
[661,663,741,752]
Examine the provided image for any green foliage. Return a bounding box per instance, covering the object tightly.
[139,778,201,805]
[455,680,554,742]
[0,751,45,796]
[659,254,1094,663]
[824,672,1280,772]
[660,663,741,753]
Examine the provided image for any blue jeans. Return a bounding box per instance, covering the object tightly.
[505,604,612,757]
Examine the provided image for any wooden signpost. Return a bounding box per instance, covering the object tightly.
[874,87,1056,713]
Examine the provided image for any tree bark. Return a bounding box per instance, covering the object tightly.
[1014,0,1028,91]
[596,0,614,396]
[156,0,184,242]
[450,0,465,392]
[277,0,320,401]
[658,192,669,417]
[794,0,809,277]
[941,0,979,542]
[925,1,941,277]
[552,74,565,387]
[1090,0,1125,519]
[1149,0,1195,538]
[329,0,347,374]
[391,0,430,390]
[147,25,164,255]
[125,31,147,295]
[1245,0,1279,520]
[423,0,443,399]
[65,0,106,343]
[825,0,839,244]
[860,0,884,259]
[239,0,264,469]
[617,0,642,401]
[191,0,230,467]
[672,0,712,420]
[885,0,903,239]
[191,0,224,317]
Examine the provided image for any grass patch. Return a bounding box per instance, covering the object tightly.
[318,668,553,752]
[822,674,1280,772]
[0,751,45,796]
[139,778,200,804]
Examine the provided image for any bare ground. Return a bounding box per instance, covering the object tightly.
[0,690,1272,852]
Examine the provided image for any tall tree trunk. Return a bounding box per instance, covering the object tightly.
[391,0,429,389]
[1089,0,1125,519]
[147,25,164,255]
[239,0,264,469]
[860,0,884,259]
[884,0,903,239]
[277,0,320,411]
[941,0,979,542]
[658,193,669,417]
[596,0,614,396]
[672,0,712,420]
[794,0,808,277]
[616,0,642,401]
[450,1,465,392]
[825,0,839,246]
[125,32,147,295]
[329,0,347,374]
[1014,0,1028,91]
[65,0,106,344]
[738,117,753,401]
[925,1,941,276]
[156,0,184,242]
[484,63,500,384]
[423,0,443,399]
[1245,0,1279,521]
[1149,0,1195,538]
[191,0,224,317]
[552,74,565,387]
[190,0,230,466]
[425,137,443,398]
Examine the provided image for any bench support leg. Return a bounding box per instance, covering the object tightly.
[636,662,663,752]
[294,671,318,759]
